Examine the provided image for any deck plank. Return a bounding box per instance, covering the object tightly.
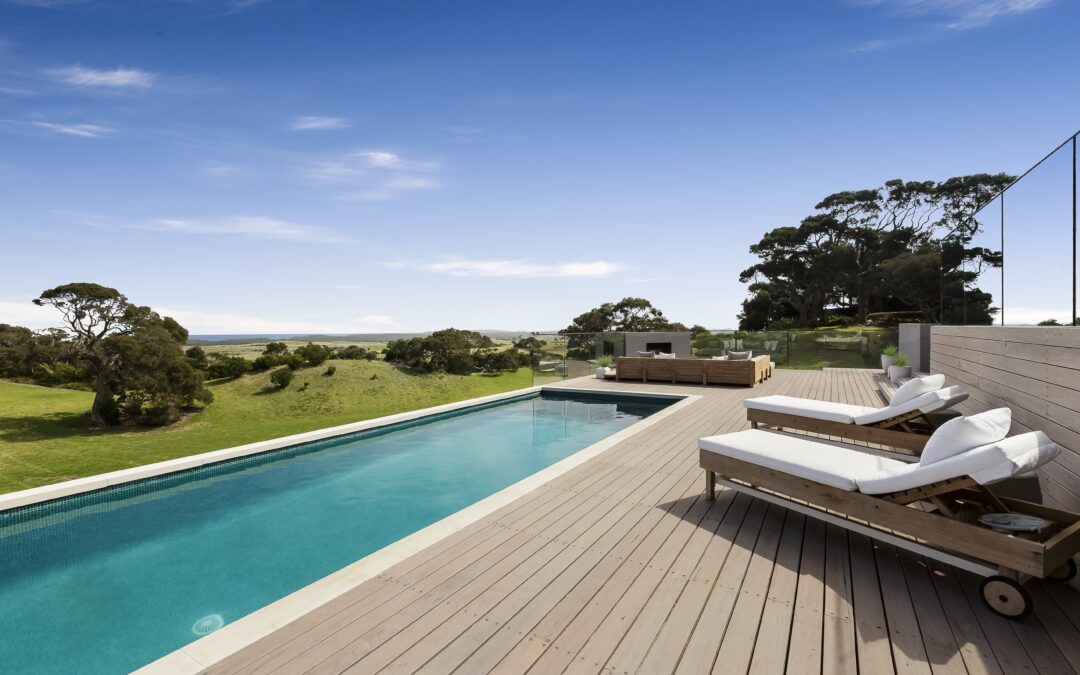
[199,369,1080,675]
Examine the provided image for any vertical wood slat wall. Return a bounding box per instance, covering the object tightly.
[930,325,1080,511]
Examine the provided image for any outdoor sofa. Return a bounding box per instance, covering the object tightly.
[616,354,771,387]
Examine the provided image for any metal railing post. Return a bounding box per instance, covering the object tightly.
[1001,194,1005,326]
[1073,135,1077,326]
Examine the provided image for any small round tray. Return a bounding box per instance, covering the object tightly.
[978,513,1051,533]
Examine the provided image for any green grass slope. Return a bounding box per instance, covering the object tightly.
[0,361,533,495]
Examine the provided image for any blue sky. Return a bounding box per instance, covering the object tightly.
[2,0,1078,333]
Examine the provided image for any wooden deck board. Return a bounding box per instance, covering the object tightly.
[203,369,1080,675]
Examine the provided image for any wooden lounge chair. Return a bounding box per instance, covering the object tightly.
[744,374,968,455]
[699,413,1080,619]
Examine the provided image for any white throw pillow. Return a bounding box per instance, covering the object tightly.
[889,374,945,407]
[919,408,1012,465]
[655,352,676,359]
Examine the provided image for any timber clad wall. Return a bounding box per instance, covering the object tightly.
[930,325,1080,512]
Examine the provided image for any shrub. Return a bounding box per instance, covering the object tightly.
[892,353,908,367]
[270,367,293,390]
[295,342,333,366]
[206,355,249,380]
[324,365,336,376]
[595,355,614,368]
[881,344,900,357]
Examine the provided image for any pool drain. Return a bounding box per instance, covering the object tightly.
[192,614,225,636]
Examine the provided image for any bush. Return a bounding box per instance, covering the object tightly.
[866,311,925,327]
[270,367,293,389]
[881,344,900,357]
[206,355,249,380]
[324,365,336,376]
[295,342,333,366]
[595,355,614,368]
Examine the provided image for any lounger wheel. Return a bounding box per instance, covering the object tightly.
[980,576,1032,620]
[1046,559,1078,583]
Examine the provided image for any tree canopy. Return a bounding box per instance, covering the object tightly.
[560,297,687,335]
[738,174,1013,329]
[26,283,209,427]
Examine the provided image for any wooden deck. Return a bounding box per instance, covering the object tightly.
[208,369,1080,675]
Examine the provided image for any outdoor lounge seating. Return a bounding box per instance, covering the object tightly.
[699,411,1080,619]
[616,354,771,387]
[744,374,968,454]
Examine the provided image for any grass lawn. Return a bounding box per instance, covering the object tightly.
[0,361,534,495]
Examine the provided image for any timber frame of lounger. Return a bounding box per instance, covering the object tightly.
[700,449,1080,618]
[747,407,934,454]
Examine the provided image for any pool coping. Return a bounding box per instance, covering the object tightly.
[138,384,699,673]
[1,382,699,673]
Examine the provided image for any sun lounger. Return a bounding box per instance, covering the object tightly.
[744,374,968,454]
[699,410,1080,619]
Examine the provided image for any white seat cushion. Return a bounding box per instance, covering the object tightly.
[744,395,878,424]
[919,408,1012,465]
[889,374,945,406]
[858,431,1060,494]
[699,429,906,491]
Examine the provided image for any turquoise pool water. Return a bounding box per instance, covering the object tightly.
[0,391,672,673]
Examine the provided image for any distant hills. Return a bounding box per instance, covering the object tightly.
[187,330,535,345]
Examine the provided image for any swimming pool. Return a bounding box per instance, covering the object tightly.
[0,390,675,673]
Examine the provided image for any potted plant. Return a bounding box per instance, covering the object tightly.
[881,344,900,373]
[888,353,911,383]
[594,354,614,379]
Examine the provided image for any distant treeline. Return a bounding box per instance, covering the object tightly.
[383,329,537,375]
[187,330,529,346]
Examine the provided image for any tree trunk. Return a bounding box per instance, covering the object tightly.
[90,368,114,428]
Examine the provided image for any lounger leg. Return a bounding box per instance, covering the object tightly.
[705,470,716,500]
[751,421,759,429]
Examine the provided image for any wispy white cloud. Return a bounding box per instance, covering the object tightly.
[853,0,1053,29]
[127,216,342,243]
[32,121,115,138]
[0,86,36,96]
[850,39,889,54]
[201,162,245,178]
[345,176,440,201]
[289,116,350,131]
[47,65,156,88]
[390,259,624,279]
[305,149,441,201]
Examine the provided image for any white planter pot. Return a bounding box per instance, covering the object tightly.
[888,365,912,383]
[881,355,896,373]
[596,367,608,379]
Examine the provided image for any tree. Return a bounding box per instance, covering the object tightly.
[295,342,333,366]
[185,346,210,372]
[383,328,496,374]
[561,297,680,335]
[206,354,250,379]
[739,174,1014,328]
[30,283,210,427]
[270,367,293,389]
[107,324,212,425]
[33,283,136,426]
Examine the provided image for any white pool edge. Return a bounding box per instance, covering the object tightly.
[2,384,698,674]
[139,386,699,673]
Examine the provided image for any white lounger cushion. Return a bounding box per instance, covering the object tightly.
[858,431,1060,494]
[743,396,878,424]
[744,385,969,426]
[919,408,1012,465]
[890,374,945,406]
[699,428,1060,495]
[699,430,905,490]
